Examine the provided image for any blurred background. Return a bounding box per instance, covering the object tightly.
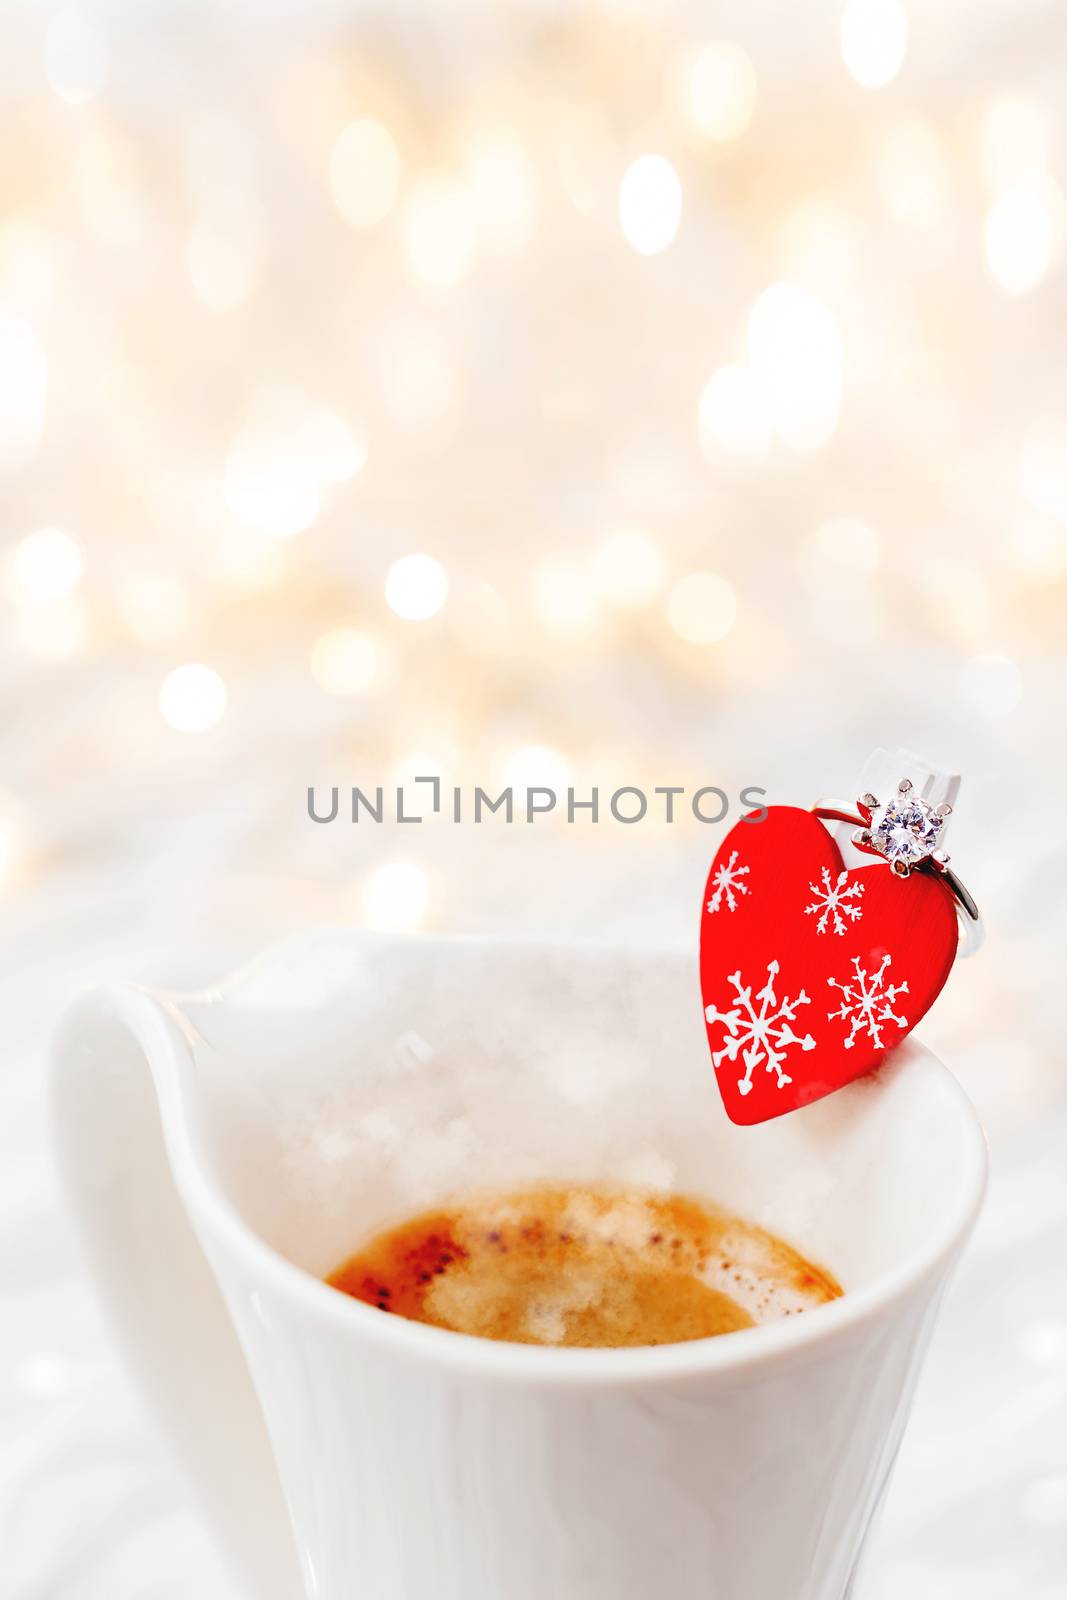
[2,0,1066,1593]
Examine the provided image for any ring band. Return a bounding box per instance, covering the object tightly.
[811,786,983,957]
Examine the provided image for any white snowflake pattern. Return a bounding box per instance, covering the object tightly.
[804,867,865,937]
[704,960,816,1097]
[707,851,751,915]
[826,954,909,1050]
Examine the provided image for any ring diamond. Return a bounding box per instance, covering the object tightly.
[810,777,981,953]
[869,784,947,869]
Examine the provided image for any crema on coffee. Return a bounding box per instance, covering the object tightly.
[327,1186,841,1348]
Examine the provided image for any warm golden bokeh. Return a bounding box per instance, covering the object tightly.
[1,4,1061,990]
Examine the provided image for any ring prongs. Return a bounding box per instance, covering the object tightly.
[935,802,953,819]
[898,777,913,794]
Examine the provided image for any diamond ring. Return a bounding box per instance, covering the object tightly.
[811,779,983,955]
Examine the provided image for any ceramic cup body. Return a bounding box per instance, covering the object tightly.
[50,931,987,1600]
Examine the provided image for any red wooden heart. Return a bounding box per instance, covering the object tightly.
[699,805,958,1125]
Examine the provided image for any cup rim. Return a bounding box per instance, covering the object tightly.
[108,930,990,1387]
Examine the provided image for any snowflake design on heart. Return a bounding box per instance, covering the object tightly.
[706,850,751,915]
[704,960,816,1097]
[826,954,909,1050]
[804,867,864,937]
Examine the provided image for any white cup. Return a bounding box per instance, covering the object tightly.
[50,930,987,1600]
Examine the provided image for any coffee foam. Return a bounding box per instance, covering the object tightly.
[699,1224,834,1323]
[328,1186,841,1348]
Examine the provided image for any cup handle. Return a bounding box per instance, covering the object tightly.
[49,984,304,1600]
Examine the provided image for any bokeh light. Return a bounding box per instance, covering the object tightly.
[807,517,881,576]
[1011,518,1067,580]
[1021,420,1067,520]
[698,364,773,459]
[979,96,1050,192]
[15,597,89,661]
[782,200,855,295]
[1,529,84,610]
[921,557,990,644]
[361,860,431,932]
[666,571,738,644]
[531,560,599,631]
[840,0,908,90]
[223,387,363,538]
[116,572,192,644]
[310,628,379,695]
[330,118,401,230]
[675,40,757,143]
[224,418,320,538]
[591,526,665,607]
[0,309,47,474]
[404,176,477,288]
[984,176,1064,294]
[618,155,683,256]
[466,132,538,255]
[385,554,448,620]
[378,325,458,435]
[214,526,286,591]
[556,102,614,218]
[186,224,257,312]
[879,119,951,229]
[747,282,844,452]
[297,405,367,484]
[0,791,28,889]
[159,664,228,732]
[0,814,17,886]
[45,7,109,106]
[504,744,574,795]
